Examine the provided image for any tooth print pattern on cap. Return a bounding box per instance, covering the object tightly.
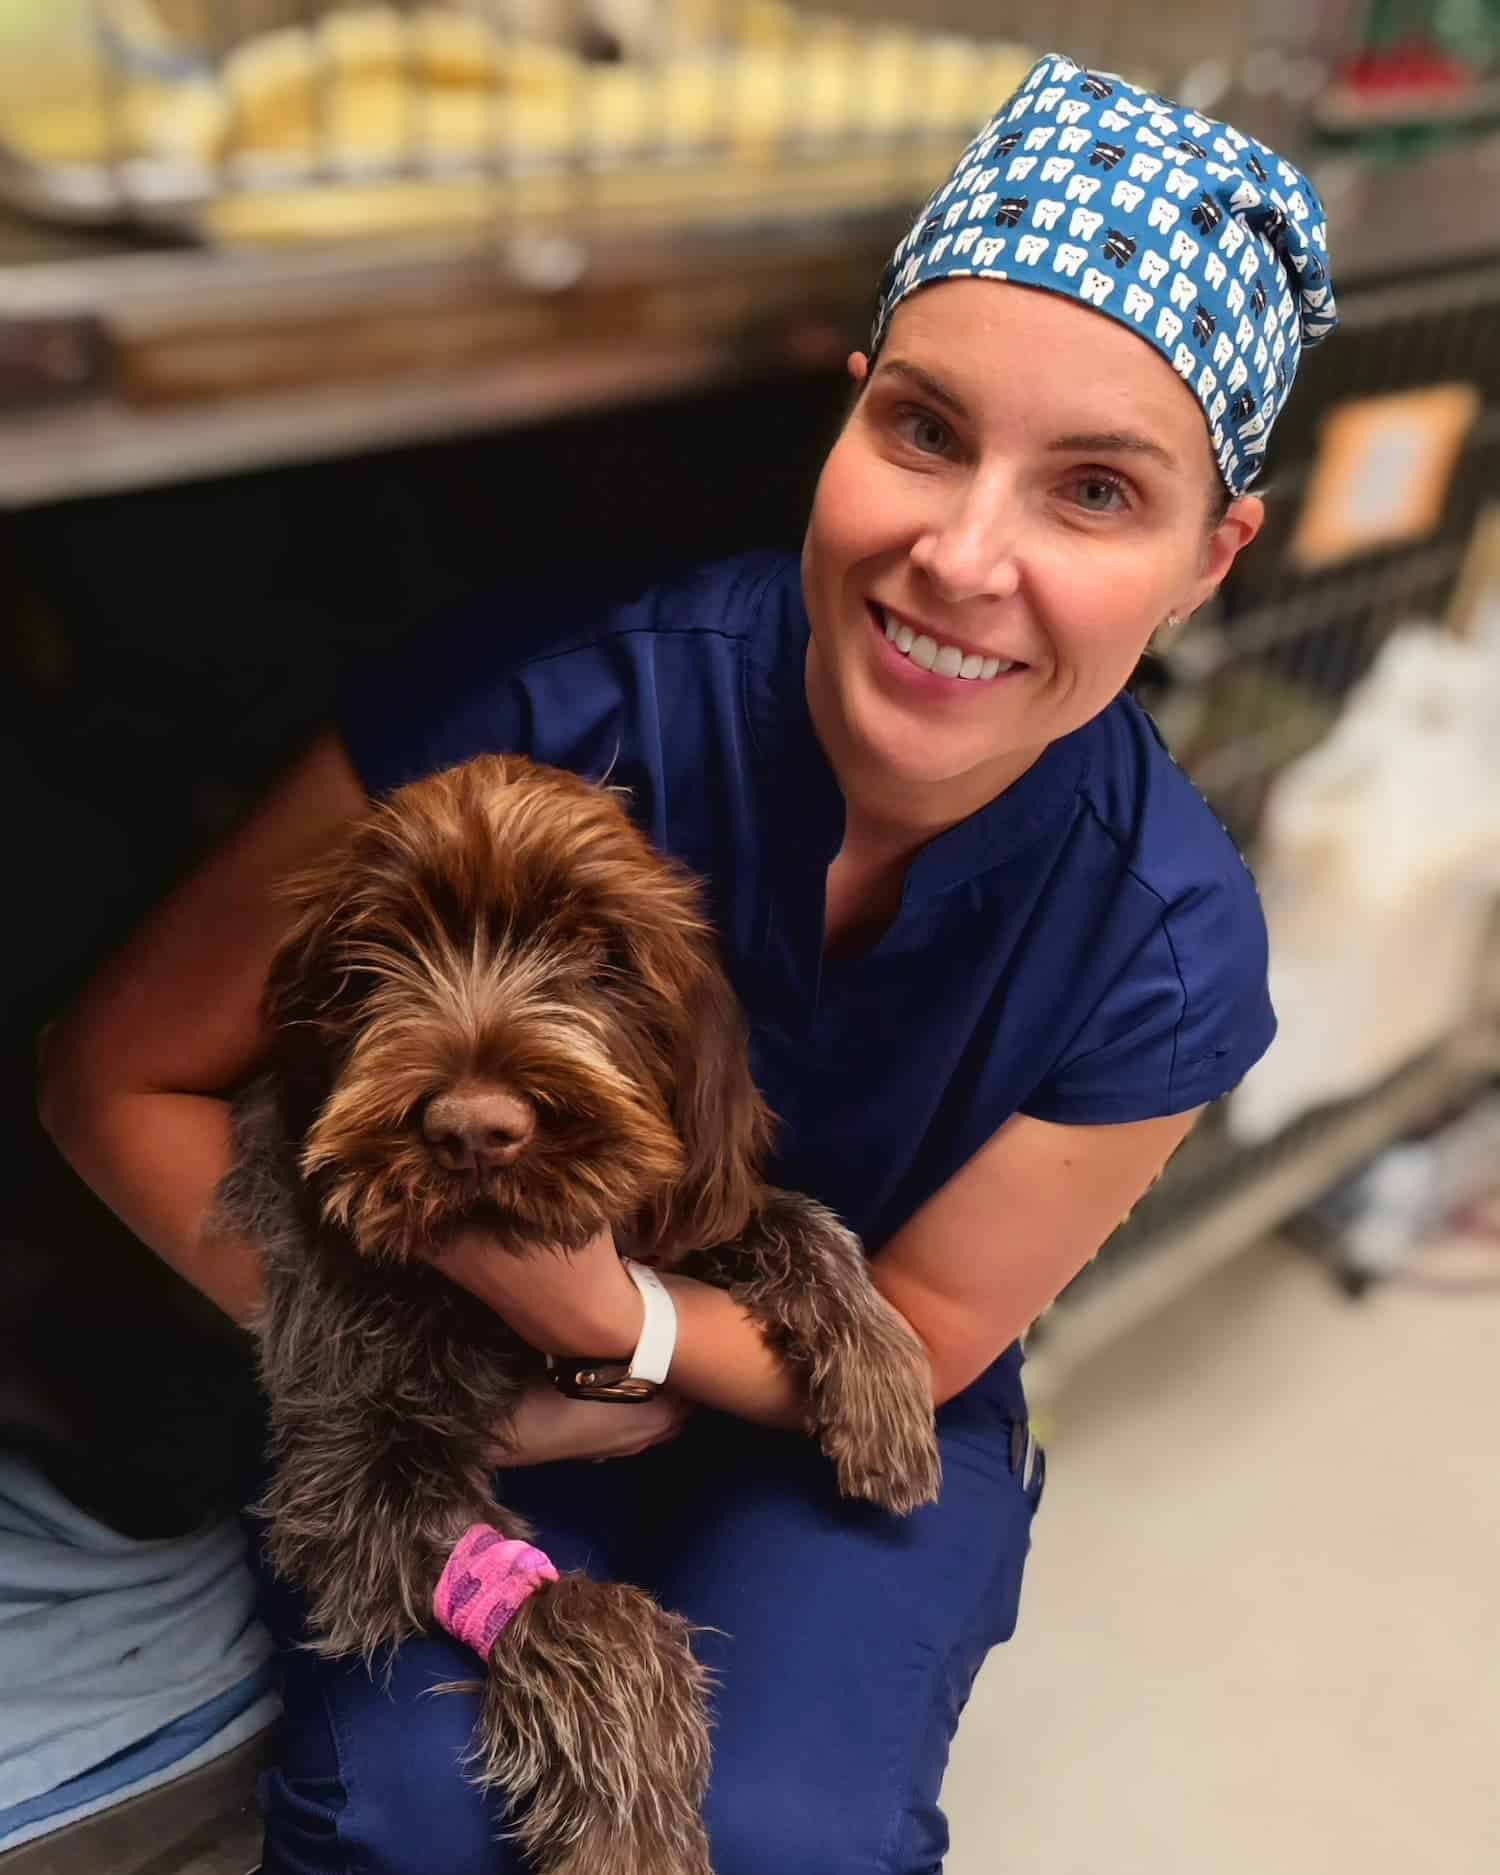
[872,53,1338,495]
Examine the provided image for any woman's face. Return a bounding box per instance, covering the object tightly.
[802,279,1262,800]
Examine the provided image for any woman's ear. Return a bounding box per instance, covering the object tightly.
[847,350,870,389]
[1186,493,1264,615]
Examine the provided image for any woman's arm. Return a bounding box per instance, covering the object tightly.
[437,1230,809,1431]
[436,1104,1204,1425]
[868,1105,1202,1402]
[37,733,370,1326]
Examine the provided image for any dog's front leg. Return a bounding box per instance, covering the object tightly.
[683,1191,942,1514]
[475,1574,714,1875]
[260,1313,714,1875]
[255,1312,519,1665]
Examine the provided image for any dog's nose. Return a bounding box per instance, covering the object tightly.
[421,1087,536,1173]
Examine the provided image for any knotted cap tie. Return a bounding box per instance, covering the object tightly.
[874,53,1337,495]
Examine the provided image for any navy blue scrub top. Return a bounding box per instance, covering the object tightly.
[343,552,1276,1417]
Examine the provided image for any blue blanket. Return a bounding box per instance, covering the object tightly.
[0,1454,278,1851]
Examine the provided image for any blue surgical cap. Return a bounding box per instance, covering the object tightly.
[874,53,1338,494]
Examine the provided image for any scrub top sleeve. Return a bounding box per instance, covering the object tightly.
[335,555,786,800]
[1020,872,1277,1125]
[337,584,629,798]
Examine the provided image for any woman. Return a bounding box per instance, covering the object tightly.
[39,54,1334,1875]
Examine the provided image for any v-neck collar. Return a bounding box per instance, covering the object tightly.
[743,566,1094,905]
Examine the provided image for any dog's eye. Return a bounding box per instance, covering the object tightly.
[603,932,635,978]
[590,940,631,982]
[574,925,634,980]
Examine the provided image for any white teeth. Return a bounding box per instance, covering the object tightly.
[877,607,1020,681]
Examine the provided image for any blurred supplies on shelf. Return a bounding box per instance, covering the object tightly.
[4,6,1499,506]
[1291,1088,1500,1293]
[1313,0,1500,144]
[1229,624,1500,1145]
[0,0,1036,243]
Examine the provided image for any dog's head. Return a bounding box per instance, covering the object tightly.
[262,755,769,1264]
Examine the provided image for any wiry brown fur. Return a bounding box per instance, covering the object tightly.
[218,754,940,1874]
[477,1579,714,1875]
[682,1192,942,1515]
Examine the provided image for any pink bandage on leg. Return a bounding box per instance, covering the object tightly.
[433,1524,559,1658]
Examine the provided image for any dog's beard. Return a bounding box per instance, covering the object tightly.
[307,1123,682,1263]
[294,1013,685,1264]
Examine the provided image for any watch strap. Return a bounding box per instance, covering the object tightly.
[620,1259,677,1386]
[545,1259,678,1402]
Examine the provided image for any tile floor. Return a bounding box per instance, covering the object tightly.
[945,1233,1500,1875]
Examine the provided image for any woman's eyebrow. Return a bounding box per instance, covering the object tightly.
[873,357,969,420]
[874,368,1179,473]
[1049,431,1178,472]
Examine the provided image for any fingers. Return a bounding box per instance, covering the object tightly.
[498,1384,691,1466]
[606,1394,694,1459]
[610,1393,691,1457]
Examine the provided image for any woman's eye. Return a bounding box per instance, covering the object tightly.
[896,408,952,456]
[1072,473,1129,513]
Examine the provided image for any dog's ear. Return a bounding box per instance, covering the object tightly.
[625,898,771,1258]
[264,840,363,1034]
[258,840,366,1132]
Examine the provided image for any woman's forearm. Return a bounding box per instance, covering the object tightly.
[655,1276,808,1432]
[40,1093,898,1438]
[42,1081,886,1439]
[35,735,368,1332]
[41,1080,848,1435]
[435,1235,810,1434]
[42,1087,263,1327]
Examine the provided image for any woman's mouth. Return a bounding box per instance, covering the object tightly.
[868,604,1026,684]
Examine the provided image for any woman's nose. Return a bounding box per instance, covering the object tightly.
[908,485,1022,605]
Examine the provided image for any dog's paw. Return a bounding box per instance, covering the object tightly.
[477,1575,714,1875]
[814,1315,943,1515]
[823,1406,943,1516]
[551,1831,714,1875]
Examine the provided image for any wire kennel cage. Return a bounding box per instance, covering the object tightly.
[1042,260,1500,1377]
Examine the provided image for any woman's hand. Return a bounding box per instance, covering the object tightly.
[431,1226,643,1358]
[491,1381,691,1467]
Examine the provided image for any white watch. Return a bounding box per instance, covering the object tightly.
[547,1259,679,1402]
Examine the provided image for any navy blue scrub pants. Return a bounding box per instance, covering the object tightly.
[255,1358,1044,1875]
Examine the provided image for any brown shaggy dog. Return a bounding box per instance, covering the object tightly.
[216,754,941,1875]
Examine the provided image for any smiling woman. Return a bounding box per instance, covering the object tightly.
[39,49,1338,1875]
[803,281,1265,818]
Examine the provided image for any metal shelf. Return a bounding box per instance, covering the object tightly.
[0,201,901,505]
